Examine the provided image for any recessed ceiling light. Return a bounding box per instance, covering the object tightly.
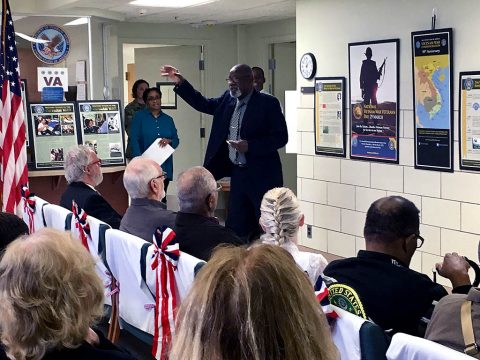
[129,0,215,8]
[64,17,89,26]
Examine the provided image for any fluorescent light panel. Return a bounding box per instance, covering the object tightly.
[64,17,89,26]
[129,0,215,8]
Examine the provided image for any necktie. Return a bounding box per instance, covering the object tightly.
[228,102,245,163]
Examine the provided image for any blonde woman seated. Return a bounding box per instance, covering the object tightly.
[259,187,328,285]
[0,228,135,360]
[170,245,338,360]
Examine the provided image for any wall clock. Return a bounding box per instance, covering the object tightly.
[300,52,317,80]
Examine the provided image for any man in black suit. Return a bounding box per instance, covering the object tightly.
[60,145,122,229]
[161,64,288,240]
[174,166,242,261]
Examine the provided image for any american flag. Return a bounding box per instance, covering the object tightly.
[0,0,28,215]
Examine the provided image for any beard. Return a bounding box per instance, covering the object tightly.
[93,172,104,187]
[229,87,242,98]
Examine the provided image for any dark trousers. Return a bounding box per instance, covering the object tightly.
[225,166,262,242]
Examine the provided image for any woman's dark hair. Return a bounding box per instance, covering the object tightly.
[142,87,162,104]
[131,79,149,99]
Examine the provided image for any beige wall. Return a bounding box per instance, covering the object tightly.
[296,0,480,286]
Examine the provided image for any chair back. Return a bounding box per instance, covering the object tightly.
[22,196,49,232]
[43,204,72,231]
[386,332,472,360]
[330,304,389,360]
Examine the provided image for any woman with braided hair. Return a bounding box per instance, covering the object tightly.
[259,187,328,285]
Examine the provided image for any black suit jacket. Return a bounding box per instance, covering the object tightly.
[60,182,122,229]
[175,81,288,190]
[174,212,242,261]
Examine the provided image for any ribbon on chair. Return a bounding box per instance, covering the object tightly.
[72,200,91,250]
[315,279,338,320]
[21,185,35,233]
[150,226,180,359]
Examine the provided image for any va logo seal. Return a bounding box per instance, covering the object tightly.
[82,104,92,112]
[328,283,367,319]
[31,25,70,64]
[34,105,45,114]
[465,78,474,91]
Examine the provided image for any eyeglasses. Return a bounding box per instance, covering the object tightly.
[87,159,102,167]
[415,234,424,249]
[215,183,222,191]
[147,95,161,102]
[151,172,167,182]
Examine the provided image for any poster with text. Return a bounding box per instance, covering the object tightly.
[29,102,78,169]
[77,101,125,166]
[459,72,480,171]
[314,77,346,157]
[349,39,399,163]
[412,28,453,172]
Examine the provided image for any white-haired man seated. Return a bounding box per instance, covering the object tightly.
[174,166,242,261]
[60,145,121,229]
[120,157,176,242]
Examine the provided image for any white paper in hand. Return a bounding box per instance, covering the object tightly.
[142,139,175,165]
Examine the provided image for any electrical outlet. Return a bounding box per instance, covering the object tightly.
[307,224,312,239]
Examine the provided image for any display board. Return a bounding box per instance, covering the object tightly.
[348,38,399,163]
[29,102,79,169]
[77,100,125,166]
[459,72,480,171]
[314,77,346,157]
[412,28,453,172]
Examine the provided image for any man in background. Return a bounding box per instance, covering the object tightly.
[121,157,176,241]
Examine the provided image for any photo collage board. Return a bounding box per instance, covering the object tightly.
[28,100,125,170]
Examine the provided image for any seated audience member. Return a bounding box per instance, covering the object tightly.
[174,166,242,261]
[60,145,122,229]
[324,196,471,336]
[0,212,29,251]
[170,244,338,360]
[425,248,480,355]
[259,187,328,285]
[0,228,135,360]
[120,157,176,241]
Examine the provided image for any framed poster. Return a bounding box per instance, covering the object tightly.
[459,72,480,171]
[20,79,29,147]
[77,100,126,166]
[412,28,453,172]
[348,39,400,163]
[156,82,177,109]
[29,102,79,169]
[314,77,346,157]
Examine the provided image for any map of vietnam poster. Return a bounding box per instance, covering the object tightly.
[412,28,453,172]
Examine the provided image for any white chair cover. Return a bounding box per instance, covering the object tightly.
[71,214,112,306]
[105,229,156,334]
[330,305,365,360]
[22,196,49,232]
[386,332,472,360]
[43,204,72,231]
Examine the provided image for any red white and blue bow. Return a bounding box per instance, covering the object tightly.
[72,200,91,250]
[316,279,338,319]
[150,226,180,359]
[21,185,35,233]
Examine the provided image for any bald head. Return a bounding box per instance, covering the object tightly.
[177,166,218,214]
[364,196,419,244]
[123,157,164,200]
[228,64,254,99]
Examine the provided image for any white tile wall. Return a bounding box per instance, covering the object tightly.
[301,178,327,204]
[314,204,341,231]
[297,154,314,178]
[422,197,460,230]
[300,225,328,252]
[341,159,370,187]
[297,108,314,131]
[299,200,314,225]
[461,203,480,234]
[399,138,414,167]
[371,163,404,192]
[299,93,314,109]
[422,252,449,287]
[327,182,355,210]
[355,236,365,252]
[300,132,315,155]
[410,251,422,273]
[419,224,441,256]
[327,230,356,258]
[441,229,478,261]
[442,172,480,204]
[341,209,365,237]
[314,156,341,182]
[356,187,386,212]
[404,167,441,197]
[403,110,414,139]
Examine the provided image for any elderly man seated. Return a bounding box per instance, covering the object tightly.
[174,166,242,261]
[60,145,122,229]
[323,196,471,336]
[120,157,176,242]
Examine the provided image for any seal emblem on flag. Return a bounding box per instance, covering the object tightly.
[31,24,70,64]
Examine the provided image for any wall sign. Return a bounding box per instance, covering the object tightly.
[459,72,480,171]
[412,28,453,172]
[31,24,70,64]
[37,67,68,91]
